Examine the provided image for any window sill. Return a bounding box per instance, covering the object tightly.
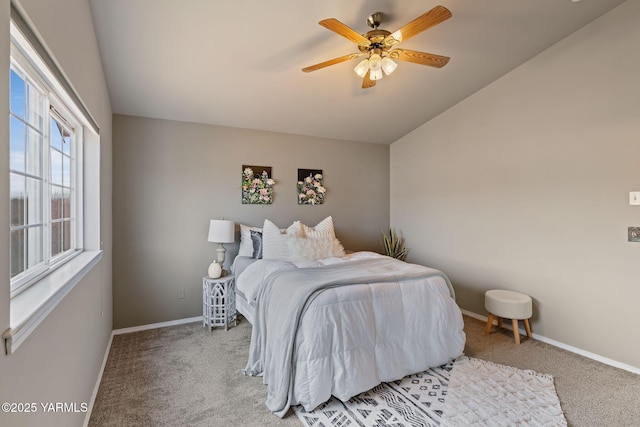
[3,250,103,355]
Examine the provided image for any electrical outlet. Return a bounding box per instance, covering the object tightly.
[629,227,640,243]
[178,288,185,299]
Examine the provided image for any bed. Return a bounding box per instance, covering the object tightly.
[232,218,466,418]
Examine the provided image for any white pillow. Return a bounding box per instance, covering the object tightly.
[301,216,336,238]
[262,219,304,261]
[288,235,345,262]
[239,224,262,257]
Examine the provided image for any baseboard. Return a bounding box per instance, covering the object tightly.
[461,309,640,376]
[83,331,114,427]
[112,316,203,335]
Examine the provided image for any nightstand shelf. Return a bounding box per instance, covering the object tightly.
[202,275,237,331]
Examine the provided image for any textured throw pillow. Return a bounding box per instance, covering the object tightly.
[250,230,263,259]
[239,224,262,257]
[262,219,304,261]
[288,235,345,261]
[301,216,336,238]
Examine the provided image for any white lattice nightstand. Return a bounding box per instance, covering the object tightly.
[202,275,237,331]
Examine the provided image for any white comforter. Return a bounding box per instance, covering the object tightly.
[240,252,465,417]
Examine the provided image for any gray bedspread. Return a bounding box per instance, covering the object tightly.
[243,256,464,417]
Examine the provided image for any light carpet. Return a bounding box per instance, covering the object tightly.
[293,356,567,427]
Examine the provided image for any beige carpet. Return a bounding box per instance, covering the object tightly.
[89,315,640,426]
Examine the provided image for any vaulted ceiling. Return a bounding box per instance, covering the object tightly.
[89,0,627,144]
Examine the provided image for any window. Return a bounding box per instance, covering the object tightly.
[5,6,102,355]
[9,29,83,296]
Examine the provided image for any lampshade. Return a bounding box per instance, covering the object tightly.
[381,57,397,75]
[368,54,382,72]
[354,59,370,78]
[207,219,235,243]
[370,68,383,81]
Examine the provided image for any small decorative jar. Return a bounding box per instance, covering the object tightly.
[207,260,222,278]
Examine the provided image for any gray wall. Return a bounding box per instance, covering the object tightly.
[0,0,113,426]
[391,1,640,369]
[112,115,389,329]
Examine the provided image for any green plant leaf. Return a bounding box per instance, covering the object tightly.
[382,228,408,261]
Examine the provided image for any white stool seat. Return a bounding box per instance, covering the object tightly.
[485,290,532,320]
[484,289,533,344]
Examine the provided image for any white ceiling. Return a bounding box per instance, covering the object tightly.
[89,0,627,145]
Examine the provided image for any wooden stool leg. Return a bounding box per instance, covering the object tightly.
[512,319,521,345]
[484,313,494,335]
[497,317,503,328]
[524,318,532,338]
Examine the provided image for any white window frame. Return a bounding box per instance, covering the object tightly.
[9,35,84,297]
[4,8,102,356]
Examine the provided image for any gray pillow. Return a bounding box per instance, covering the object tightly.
[250,230,263,259]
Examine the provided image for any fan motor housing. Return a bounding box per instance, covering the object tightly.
[359,29,391,52]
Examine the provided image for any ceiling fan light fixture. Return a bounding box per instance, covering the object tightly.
[368,53,382,71]
[303,5,452,88]
[381,56,397,75]
[354,59,370,77]
[370,68,384,81]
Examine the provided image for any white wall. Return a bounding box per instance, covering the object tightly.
[390,0,640,369]
[0,1,113,426]
[112,114,389,329]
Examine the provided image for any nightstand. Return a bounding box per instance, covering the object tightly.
[202,275,237,331]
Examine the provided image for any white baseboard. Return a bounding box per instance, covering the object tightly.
[83,331,113,427]
[461,309,640,376]
[112,316,202,335]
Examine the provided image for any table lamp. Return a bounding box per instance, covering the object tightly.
[207,219,235,278]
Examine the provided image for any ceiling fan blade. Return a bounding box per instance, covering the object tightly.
[362,70,376,89]
[389,49,450,68]
[319,18,371,48]
[384,5,452,46]
[302,53,363,73]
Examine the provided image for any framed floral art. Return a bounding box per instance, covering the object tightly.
[297,168,326,205]
[242,165,275,204]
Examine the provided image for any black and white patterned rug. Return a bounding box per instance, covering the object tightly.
[293,361,453,427]
[293,357,567,427]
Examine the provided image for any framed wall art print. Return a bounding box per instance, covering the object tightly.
[297,168,325,205]
[242,165,275,204]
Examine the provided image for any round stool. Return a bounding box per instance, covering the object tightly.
[484,290,532,345]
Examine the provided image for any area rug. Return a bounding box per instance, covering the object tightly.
[293,356,567,427]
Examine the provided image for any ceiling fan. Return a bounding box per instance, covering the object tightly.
[302,5,452,89]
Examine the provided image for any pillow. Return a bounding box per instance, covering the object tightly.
[301,216,336,238]
[239,224,262,257]
[262,219,304,260]
[288,235,345,262]
[250,230,263,259]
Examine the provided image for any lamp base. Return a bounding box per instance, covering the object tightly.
[216,243,227,265]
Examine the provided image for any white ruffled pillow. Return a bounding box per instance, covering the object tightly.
[301,216,336,238]
[288,235,345,262]
[262,219,304,261]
